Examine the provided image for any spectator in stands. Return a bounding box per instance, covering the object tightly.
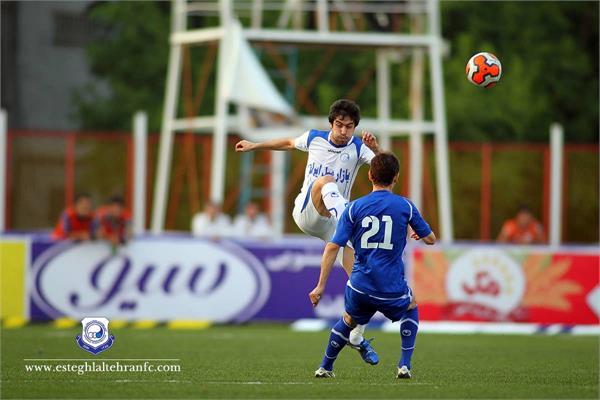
[191,201,232,239]
[232,201,273,239]
[95,196,132,246]
[496,205,546,244]
[51,193,94,241]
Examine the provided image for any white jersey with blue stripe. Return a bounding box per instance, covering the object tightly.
[293,129,375,211]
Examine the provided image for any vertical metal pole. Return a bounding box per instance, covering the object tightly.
[376,50,391,151]
[151,0,185,233]
[428,0,453,242]
[251,0,263,28]
[292,0,302,29]
[133,111,148,235]
[209,0,232,205]
[0,110,6,232]
[549,123,564,246]
[408,11,424,207]
[316,0,328,32]
[270,151,286,237]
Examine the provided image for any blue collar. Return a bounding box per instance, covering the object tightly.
[328,132,353,148]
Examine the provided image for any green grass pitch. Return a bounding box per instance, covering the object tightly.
[1,324,598,399]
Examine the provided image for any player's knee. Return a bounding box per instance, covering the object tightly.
[408,298,418,310]
[343,312,357,328]
[312,175,336,193]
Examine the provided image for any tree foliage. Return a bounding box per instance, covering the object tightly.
[74,2,170,131]
[442,1,599,142]
[76,1,599,142]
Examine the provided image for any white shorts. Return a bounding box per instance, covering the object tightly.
[292,191,337,242]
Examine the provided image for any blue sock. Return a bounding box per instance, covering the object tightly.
[320,317,352,371]
[399,307,419,370]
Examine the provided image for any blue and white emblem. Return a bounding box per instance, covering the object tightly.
[76,317,115,355]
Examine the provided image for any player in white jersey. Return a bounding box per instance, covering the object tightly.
[235,99,381,363]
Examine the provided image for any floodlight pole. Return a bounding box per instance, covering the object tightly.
[428,0,453,242]
[251,0,263,29]
[408,12,424,209]
[151,0,186,233]
[376,50,391,151]
[209,0,232,205]
[316,0,328,32]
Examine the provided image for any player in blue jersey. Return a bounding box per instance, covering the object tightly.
[309,152,436,379]
[235,99,381,364]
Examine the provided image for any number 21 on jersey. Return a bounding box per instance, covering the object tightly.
[360,215,394,250]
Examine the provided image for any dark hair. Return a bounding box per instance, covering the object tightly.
[74,192,91,203]
[328,99,360,127]
[369,152,400,186]
[108,195,125,206]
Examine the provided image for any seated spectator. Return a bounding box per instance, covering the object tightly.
[95,196,132,246]
[497,205,546,244]
[52,193,94,241]
[232,201,273,239]
[191,201,232,239]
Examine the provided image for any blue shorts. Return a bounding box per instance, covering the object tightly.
[344,283,414,325]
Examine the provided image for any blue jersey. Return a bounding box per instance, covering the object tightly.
[331,190,432,298]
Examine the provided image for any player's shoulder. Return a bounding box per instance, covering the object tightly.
[375,192,415,213]
[394,194,418,213]
[351,135,364,157]
[306,129,329,147]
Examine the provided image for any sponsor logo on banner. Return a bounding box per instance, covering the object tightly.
[31,239,270,322]
[412,246,595,323]
[76,317,114,355]
[446,249,526,320]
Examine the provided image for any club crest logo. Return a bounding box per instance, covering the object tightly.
[76,317,115,355]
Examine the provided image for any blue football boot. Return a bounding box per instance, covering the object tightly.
[351,338,379,365]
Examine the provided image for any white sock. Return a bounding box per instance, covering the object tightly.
[349,324,366,346]
[335,247,344,266]
[321,182,347,219]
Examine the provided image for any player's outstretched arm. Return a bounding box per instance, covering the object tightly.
[235,138,295,152]
[309,242,340,307]
[361,131,381,154]
[410,230,436,245]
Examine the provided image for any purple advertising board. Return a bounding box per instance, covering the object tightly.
[29,236,349,322]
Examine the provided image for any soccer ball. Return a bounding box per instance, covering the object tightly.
[465,52,502,88]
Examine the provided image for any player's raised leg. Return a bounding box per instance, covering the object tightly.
[314,313,355,377]
[310,175,347,220]
[397,302,419,379]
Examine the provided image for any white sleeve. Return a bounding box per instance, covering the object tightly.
[360,145,376,165]
[294,130,311,152]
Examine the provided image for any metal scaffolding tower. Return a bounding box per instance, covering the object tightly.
[151,0,454,242]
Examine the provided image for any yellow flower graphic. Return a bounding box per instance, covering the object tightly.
[521,254,583,311]
[412,250,448,304]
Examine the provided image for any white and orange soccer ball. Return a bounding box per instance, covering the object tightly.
[465,52,502,88]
